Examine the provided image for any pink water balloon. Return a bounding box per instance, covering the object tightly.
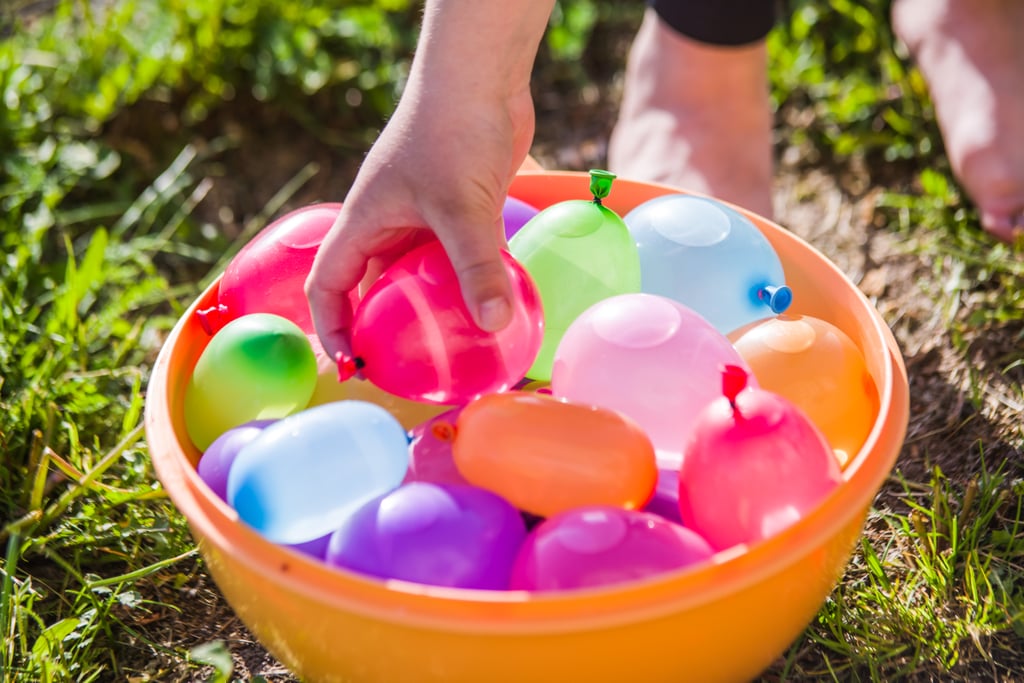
[196,203,353,336]
[509,506,714,592]
[678,365,843,551]
[403,407,470,487]
[341,241,544,405]
[551,293,756,465]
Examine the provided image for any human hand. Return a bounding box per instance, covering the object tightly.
[304,84,536,363]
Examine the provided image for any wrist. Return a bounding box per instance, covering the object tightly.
[411,0,555,100]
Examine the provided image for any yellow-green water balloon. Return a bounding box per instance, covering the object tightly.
[184,313,318,450]
[509,170,641,380]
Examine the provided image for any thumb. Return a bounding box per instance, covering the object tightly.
[435,217,515,333]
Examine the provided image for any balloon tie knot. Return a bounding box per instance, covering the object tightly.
[195,303,229,336]
[335,353,365,381]
[431,422,456,442]
[588,168,616,204]
[721,364,748,411]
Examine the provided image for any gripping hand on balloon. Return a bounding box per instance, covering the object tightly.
[305,0,555,363]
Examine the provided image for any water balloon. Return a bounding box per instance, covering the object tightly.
[404,407,470,487]
[729,314,878,465]
[286,533,332,561]
[551,293,757,466]
[509,170,641,380]
[326,482,526,590]
[184,313,317,451]
[643,468,683,525]
[503,195,540,241]
[197,419,275,501]
[678,366,843,551]
[227,401,410,545]
[196,203,350,336]
[624,194,791,335]
[509,506,714,592]
[341,241,543,404]
[449,392,658,518]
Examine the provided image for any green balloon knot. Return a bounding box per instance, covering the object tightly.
[588,169,616,205]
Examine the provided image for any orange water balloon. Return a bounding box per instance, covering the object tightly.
[450,392,657,518]
[729,314,878,464]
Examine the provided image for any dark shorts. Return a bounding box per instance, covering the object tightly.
[651,0,779,46]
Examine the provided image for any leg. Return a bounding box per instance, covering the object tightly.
[893,0,1024,243]
[608,4,775,218]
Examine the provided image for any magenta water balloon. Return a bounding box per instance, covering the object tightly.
[624,194,791,335]
[678,366,843,551]
[326,482,527,590]
[551,293,756,465]
[197,419,276,501]
[346,241,544,404]
[404,407,470,487]
[197,203,347,336]
[509,506,714,592]
[503,196,540,241]
[227,401,410,545]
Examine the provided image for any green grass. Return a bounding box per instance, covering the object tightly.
[1,0,1022,681]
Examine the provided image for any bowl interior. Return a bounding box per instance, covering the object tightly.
[145,170,909,636]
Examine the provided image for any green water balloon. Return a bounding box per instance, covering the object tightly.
[509,170,641,380]
[184,313,318,450]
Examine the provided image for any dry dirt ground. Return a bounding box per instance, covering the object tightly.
[104,54,1024,683]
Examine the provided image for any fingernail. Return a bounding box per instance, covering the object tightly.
[478,297,512,332]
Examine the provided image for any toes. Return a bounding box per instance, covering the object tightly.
[979,208,1024,244]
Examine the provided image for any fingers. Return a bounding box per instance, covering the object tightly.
[304,218,369,362]
[979,207,1024,244]
[436,214,515,333]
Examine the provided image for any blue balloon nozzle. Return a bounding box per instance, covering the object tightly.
[758,284,793,314]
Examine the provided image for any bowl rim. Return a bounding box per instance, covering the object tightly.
[144,171,910,633]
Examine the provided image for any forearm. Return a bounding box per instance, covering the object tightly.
[410,0,556,101]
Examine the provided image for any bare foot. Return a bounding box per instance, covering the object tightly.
[893,0,1024,243]
[608,8,774,218]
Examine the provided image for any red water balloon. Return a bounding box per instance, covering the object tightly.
[678,366,843,551]
[198,203,354,336]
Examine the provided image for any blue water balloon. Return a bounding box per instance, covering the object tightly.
[227,401,410,545]
[624,194,792,335]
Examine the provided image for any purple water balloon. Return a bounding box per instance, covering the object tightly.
[643,468,683,525]
[286,533,332,561]
[326,482,527,590]
[503,196,541,241]
[197,419,275,500]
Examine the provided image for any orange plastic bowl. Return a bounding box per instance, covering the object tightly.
[145,172,909,683]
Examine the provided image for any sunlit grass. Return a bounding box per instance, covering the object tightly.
[772,458,1024,681]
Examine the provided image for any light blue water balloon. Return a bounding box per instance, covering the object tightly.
[227,401,410,545]
[624,194,792,335]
